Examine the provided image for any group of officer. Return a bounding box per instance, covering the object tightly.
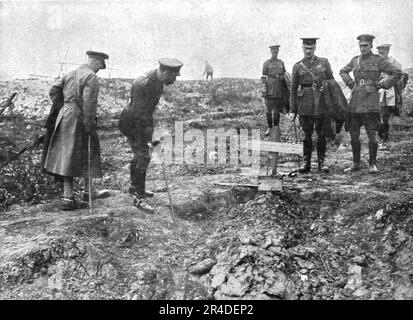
[42,33,404,212]
[262,34,404,175]
[43,52,183,212]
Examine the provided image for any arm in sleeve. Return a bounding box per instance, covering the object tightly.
[49,77,64,103]
[262,61,269,77]
[82,74,99,132]
[339,59,354,87]
[378,57,403,89]
[325,59,334,80]
[290,64,299,113]
[130,80,150,118]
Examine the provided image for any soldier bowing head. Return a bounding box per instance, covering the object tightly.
[157,58,184,85]
[86,50,109,73]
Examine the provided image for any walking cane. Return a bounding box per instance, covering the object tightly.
[161,159,176,225]
[88,135,94,215]
[151,141,175,225]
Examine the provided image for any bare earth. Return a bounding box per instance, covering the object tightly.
[0,78,412,300]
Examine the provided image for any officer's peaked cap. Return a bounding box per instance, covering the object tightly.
[301,38,319,45]
[86,51,109,69]
[158,58,184,74]
[377,43,391,49]
[357,34,375,45]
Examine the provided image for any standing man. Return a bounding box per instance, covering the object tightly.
[376,43,403,149]
[339,35,403,173]
[203,61,214,80]
[119,58,183,214]
[262,44,289,136]
[290,38,334,173]
[44,50,109,210]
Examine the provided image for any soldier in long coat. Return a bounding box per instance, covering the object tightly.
[43,51,109,210]
[119,58,183,214]
[339,35,402,173]
[290,38,334,173]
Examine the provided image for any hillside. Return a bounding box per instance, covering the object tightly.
[0,77,412,300]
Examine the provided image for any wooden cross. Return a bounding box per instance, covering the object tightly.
[251,126,302,191]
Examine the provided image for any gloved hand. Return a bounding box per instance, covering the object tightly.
[376,79,386,90]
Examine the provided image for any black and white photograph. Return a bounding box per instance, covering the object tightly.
[0,0,412,303]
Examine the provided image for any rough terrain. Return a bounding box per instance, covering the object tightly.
[0,76,412,300]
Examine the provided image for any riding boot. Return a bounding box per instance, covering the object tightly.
[317,155,329,173]
[298,155,311,173]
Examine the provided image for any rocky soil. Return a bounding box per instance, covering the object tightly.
[0,76,412,300]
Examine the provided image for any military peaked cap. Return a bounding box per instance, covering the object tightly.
[86,50,109,69]
[269,44,280,49]
[357,34,375,44]
[300,38,319,45]
[377,43,391,49]
[158,58,184,74]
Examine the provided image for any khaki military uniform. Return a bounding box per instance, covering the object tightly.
[378,57,403,141]
[44,64,102,178]
[119,69,163,196]
[262,58,287,127]
[339,51,403,166]
[290,56,334,166]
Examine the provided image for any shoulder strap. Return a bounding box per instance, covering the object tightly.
[354,56,361,72]
[299,61,318,80]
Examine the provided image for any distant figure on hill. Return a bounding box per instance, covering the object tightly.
[203,61,214,80]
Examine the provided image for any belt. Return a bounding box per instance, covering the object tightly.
[301,83,324,91]
[268,75,282,79]
[357,79,376,87]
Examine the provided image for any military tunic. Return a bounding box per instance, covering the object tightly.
[119,69,163,170]
[379,56,402,107]
[339,51,402,113]
[377,56,403,141]
[262,58,287,127]
[44,64,102,177]
[339,51,403,164]
[290,56,334,162]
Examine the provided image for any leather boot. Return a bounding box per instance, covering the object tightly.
[60,196,88,211]
[344,162,361,173]
[133,197,155,213]
[369,140,379,174]
[317,156,329,173]
[344,141,361,173]
[298,155,311,173]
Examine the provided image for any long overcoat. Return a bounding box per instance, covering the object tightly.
[43,64,102,177]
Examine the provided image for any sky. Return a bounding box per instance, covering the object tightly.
[0,0,412,80]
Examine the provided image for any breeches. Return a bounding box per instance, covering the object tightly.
[265,97,282,127]
[299,115,327,158]
[127,126,154,170]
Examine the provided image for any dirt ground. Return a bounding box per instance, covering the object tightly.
[0,78,412,300]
